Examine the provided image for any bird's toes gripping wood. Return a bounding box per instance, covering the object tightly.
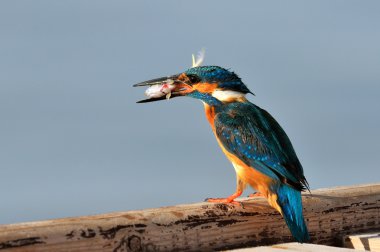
[205,197,243,207]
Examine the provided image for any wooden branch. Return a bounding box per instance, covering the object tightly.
[0,183,379,252]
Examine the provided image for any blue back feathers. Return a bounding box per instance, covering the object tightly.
[214,101,309,191]
[185,66,252,94]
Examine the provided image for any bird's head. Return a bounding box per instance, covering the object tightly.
[133,66,253,105]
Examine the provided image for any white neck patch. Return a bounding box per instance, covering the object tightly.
[212,90,246,101]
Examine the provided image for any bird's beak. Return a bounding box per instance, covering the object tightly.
[133,74,193,103]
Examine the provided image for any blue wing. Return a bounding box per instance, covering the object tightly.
[214,102,308,191]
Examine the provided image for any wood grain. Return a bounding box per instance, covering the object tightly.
[0,183,379,252]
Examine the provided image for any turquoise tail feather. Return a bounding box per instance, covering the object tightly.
[277,185,310,243]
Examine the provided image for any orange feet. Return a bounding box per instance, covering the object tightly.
[205,190,243,206]
[206,198,241,206]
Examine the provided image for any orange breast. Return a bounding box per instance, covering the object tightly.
[203,103,216,130]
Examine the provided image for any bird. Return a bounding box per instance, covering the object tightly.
[133,59,310,242]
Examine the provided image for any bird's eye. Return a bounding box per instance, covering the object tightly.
[187,74,200,84]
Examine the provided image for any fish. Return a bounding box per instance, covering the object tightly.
[144,79,175,100]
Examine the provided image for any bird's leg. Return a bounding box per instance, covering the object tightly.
[206,177,245,206]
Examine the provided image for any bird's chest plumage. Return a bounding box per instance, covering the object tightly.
[203,103,217,129]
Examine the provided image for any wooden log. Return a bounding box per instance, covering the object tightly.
[0,183,379,252]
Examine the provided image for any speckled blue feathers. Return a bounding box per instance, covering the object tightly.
[214,102,309,191]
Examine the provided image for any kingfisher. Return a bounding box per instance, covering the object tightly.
[133,54,310,243]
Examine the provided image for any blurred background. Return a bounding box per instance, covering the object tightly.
[1,1,379,224]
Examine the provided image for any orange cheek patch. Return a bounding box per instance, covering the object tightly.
[178,73,188,81]
[193,83,218,93]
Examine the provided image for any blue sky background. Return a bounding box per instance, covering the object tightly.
[1,1,379,224]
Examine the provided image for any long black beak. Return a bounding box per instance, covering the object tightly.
[133,74,185,103]
[133,76,177,87]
